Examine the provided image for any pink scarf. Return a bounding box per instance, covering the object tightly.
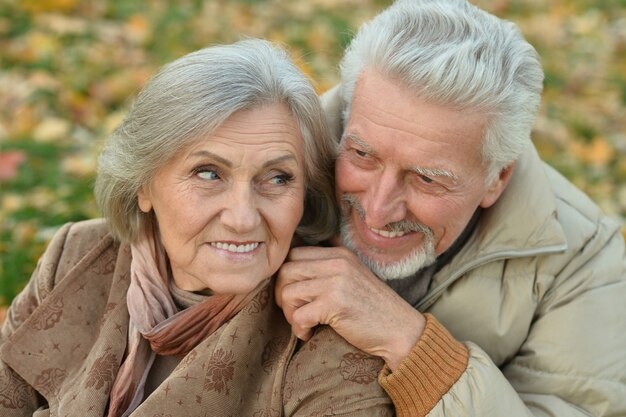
[107,224,261,417]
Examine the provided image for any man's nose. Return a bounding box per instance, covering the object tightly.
[221,183,261,233]
[361,170,407,228]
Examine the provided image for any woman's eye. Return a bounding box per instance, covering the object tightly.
[269,173,293,185]
[196,169,220,180]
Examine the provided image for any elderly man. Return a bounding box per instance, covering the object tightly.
[276,0,626,416]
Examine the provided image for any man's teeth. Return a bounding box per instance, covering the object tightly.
[211,242,259,253]
[369,226,406,238]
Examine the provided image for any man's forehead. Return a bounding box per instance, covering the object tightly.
[348,73,487,158]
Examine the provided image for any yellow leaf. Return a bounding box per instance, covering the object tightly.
[267,31,288,46]
[306,23,333,52]
[32,117,70,143]
[230,6,253,32]
[103,111,127,135]
[60,90,103,128]
[62,155,96,177]
[586,138,615,165]
[13,223,37,245]
[2,194,26,214]
[15,32,60,63]
[13,106,38,137]
[36,13,88,36]
[89,69,145,105]
[125,14,152,45]
[19,0,79,14]
[569,138,615,166]
[28,188,57,210]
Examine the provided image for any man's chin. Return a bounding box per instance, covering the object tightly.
[342,234,436,281]
[339,218,437,280]
[358,250,436,281]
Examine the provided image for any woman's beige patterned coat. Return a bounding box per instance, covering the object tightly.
[0,220,393,417]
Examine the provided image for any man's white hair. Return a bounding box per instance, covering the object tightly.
[340,0,544,182]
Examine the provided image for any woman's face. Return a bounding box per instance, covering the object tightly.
[138,103,305,295]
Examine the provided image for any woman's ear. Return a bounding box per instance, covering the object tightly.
[479,162,516,209]
[137,186,153,213]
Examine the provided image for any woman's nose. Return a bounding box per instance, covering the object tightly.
[220,183,261,233]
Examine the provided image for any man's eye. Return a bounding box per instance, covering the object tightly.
[355,149,369,157]
[420,175,433,184]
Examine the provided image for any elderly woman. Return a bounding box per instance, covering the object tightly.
[0,40,392,416]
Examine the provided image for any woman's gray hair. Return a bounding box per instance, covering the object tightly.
[95,39,338,243]
[340,0,544,182]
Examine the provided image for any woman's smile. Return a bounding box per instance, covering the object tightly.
[209,241,261,254]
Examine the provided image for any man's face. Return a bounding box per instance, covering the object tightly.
[335,70,508,280]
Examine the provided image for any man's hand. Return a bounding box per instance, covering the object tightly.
[275,246,426,371]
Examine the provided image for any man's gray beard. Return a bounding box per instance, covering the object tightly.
[339,195,437,281]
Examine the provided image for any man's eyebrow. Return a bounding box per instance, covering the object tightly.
[342,133,376,155]
[342,133,457,182]
[411,166,458,182]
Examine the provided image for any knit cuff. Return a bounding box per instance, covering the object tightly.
[378,313,468,417]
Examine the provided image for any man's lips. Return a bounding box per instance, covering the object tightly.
[351,212,419,251]
[368,225,408,238]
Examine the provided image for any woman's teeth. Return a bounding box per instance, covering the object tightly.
[211,242,259,253]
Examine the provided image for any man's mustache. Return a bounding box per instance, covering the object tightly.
[340,194,434,238]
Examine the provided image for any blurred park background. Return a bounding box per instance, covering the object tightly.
[1,0,626,314]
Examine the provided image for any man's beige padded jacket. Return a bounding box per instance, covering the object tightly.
[323,86,626,417]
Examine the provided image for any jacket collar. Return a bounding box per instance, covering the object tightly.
[464,143,567,259]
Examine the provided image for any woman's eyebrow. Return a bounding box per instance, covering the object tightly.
[189,150,231,167]
[189,151,297,168]
[262,154,298,168]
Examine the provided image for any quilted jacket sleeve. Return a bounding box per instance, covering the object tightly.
[0,223,73,416]
[379,217,626,417]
